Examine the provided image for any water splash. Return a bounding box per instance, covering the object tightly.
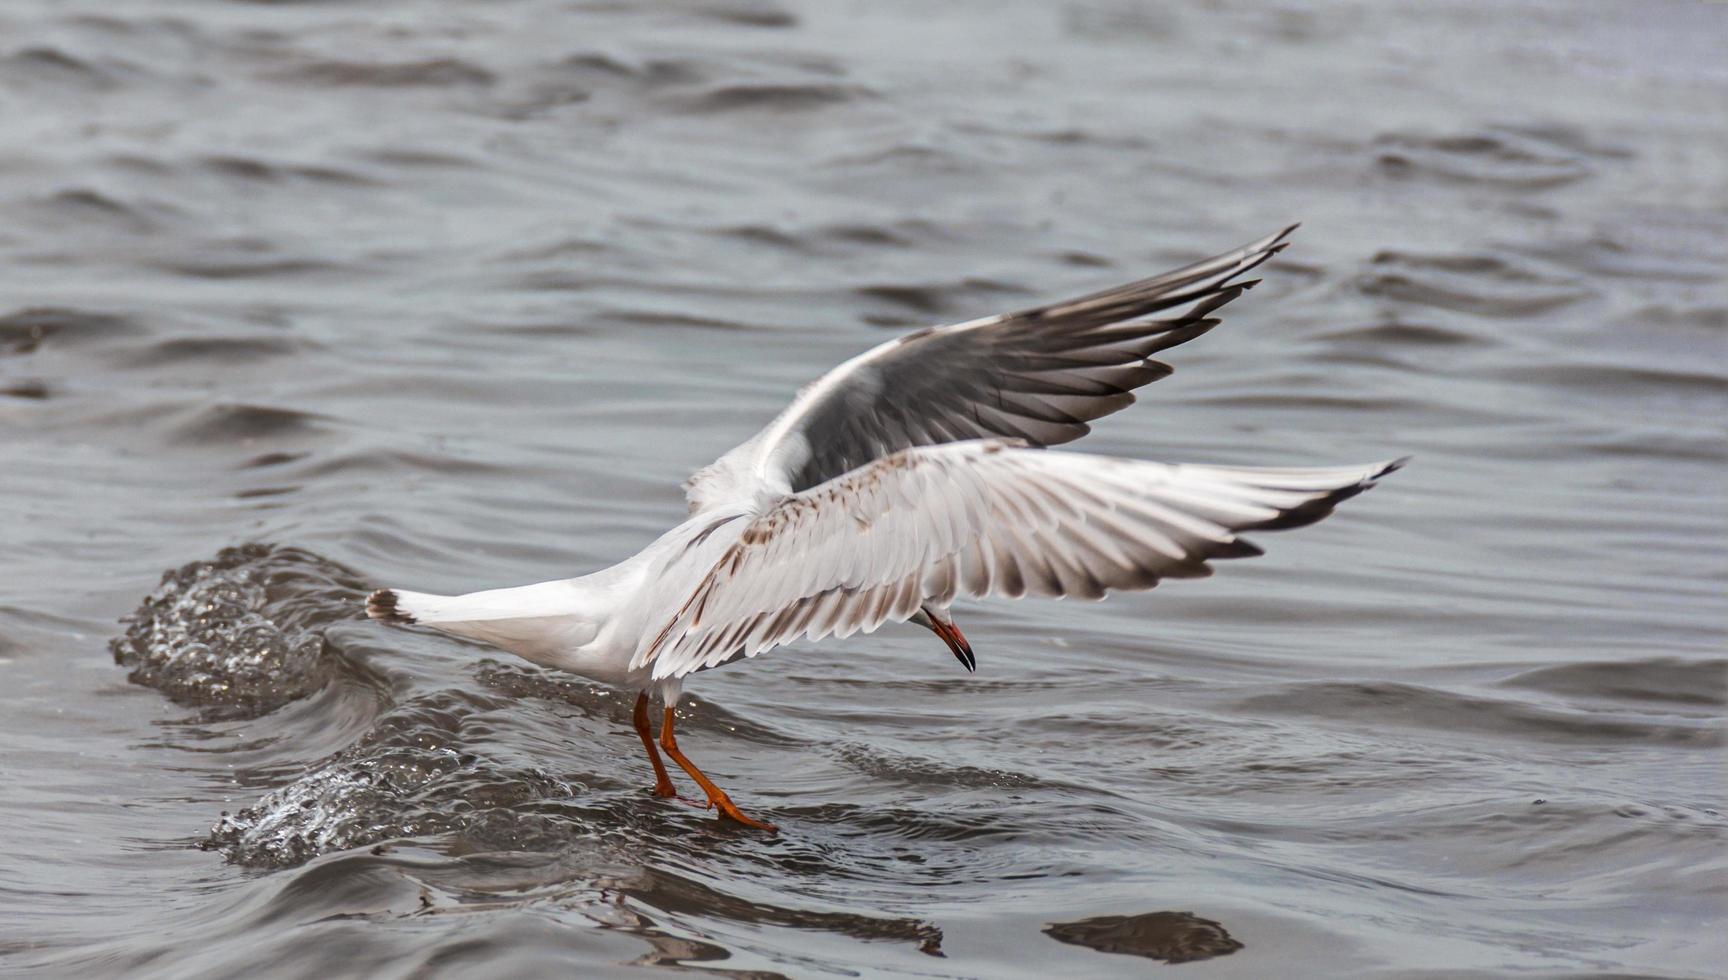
[110,544,362,716]
[205,691,580,868]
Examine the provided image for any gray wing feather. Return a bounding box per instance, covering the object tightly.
[687,226,1296,511]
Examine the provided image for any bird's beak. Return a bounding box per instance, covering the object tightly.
[929,617,975,673]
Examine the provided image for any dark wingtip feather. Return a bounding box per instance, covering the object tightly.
[1211,537,1266,559]
[366,588,415,625]
[1246,458,1409,532]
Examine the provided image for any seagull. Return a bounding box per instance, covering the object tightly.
[367,226,1404,831]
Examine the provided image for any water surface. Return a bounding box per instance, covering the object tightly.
[2,0,1725,976]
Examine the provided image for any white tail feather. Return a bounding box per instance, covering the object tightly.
[366,580,598,665]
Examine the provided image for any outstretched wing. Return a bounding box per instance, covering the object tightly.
[684,226,1297,513]
[642,440,1403,680]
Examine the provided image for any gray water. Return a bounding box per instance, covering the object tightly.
[3,0,1726,976]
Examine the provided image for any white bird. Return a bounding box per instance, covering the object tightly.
[367,226,1404,831]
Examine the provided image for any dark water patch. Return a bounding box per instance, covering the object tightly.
[705,219,937,257]
[1357,250,1591,317]
[363,148,480,170]
[199,155,376,186]
[1371,125,1618,188]
[240,450,309,469]
[1498,658,1727,709]
[674,81,864,114]
[979,124,1153,151]
[824,221,934,248]
[711,223,805,250]
[1188,390,1432,414]
[0,378,51,400]
[1044,911,1243,964]
[1315,320,1488,348]
[481,51,709,116]
[120,335,303,368]
[1233,681,1726,747]
[279,58,496,88]
[0,46,129,92]
[854,277,1027,319]
[1056,249,1114,268]
[109,544,367,718]
[102,152,176,178]
[29,188,164,233]
[1495,361,1728,397]
[151,254,349,280]
[692,2,798,29]
[953,118,1195,160]
[508,309,730,335]
[0,307,140,355]
[547,51,706,88]
[169,402,328,446]
[58,14,203,41]
[235,485,299,500]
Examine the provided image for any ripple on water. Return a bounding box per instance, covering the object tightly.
[1355,250,1591,318]
[0,307,141,355]
[1231,680,1726,748]
[0,46,130,92]
[168,403,329,446]
[1497,657,1728,709]
[672,81,864,114]
[27,188,165,235]
[276,57,498,89]
[1372,124,1627,189]
[118,335,305,369]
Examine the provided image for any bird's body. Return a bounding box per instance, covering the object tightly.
[368,226,1404,830]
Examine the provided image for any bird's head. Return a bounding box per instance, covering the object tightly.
[910,605,975,673]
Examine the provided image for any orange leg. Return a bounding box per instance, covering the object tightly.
[658,706,778,832]
[633,692,677,798]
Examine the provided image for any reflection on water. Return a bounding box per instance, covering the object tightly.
[2,0,1725,976]
[1045,911,1244,964]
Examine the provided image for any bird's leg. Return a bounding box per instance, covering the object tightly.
[633,692,677,798]
[658,706,778,832]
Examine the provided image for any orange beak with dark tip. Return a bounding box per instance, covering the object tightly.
[929,617,976,673]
